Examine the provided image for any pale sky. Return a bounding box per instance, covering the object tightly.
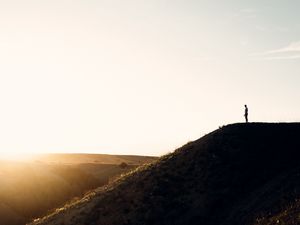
[0,0,299,158]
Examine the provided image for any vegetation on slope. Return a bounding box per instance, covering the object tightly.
[30,123,300,225]
[0,154,156,225]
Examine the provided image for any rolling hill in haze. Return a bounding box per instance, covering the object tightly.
[0,154,157,225]
[30,123,300,225]
[31,154,157,165]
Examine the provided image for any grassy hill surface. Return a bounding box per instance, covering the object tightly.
[29,123,300,225]
[0,154,156,225]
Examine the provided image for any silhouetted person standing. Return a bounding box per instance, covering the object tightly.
[244,105,248,123]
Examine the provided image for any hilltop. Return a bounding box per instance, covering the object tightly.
[30,123,300,225]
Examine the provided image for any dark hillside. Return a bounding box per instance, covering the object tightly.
[30,123,300,225]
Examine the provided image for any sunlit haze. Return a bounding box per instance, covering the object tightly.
[0,0,299,158]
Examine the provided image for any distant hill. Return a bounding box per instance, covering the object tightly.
[30,123,300,225]
[32,153,157,165]
[0,154,156,225]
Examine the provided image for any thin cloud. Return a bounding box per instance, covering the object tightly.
[267,41,300,54]
[250,41,300,60]
[261,54,300,61]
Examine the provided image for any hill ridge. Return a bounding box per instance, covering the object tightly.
[30,123,300,225]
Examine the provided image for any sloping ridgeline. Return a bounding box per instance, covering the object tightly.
[30,123,300,225]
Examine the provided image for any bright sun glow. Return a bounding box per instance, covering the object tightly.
[0,1,299,158]
[0,152,34,161]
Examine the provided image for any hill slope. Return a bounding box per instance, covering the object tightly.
[0,154,157,225]
[30,123,300,225]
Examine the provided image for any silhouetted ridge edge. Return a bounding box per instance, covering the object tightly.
[30,123,300,225]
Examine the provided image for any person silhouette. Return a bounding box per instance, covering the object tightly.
[244,105,248,123]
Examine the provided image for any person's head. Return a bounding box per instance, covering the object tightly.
[245,104,247,108]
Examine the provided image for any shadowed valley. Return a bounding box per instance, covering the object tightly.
[0,154,157,225]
